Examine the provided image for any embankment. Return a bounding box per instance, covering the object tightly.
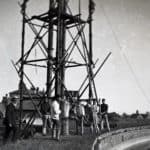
[92,126,150,150]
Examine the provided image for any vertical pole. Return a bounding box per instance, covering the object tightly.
[88,0,93,102]
[46,0,54,99]
[19,0,28,130]
[89,0,93,61]
[55,0,69,135]
[60,0,66,100]
[55,0,66,98]
[55,0,61,97]
[79,0,81,16]
[62,0,68,135]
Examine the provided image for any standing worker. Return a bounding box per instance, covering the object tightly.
[75,101,85,135]
[51,95,61,141]
[3,97,18,144]
[101,98,110,132]
[40,97,51,135]
[90,100,100,134]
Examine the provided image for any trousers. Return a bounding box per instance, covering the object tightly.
[3,125,17,144]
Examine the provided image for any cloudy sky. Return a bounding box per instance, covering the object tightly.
[0,0,150,114]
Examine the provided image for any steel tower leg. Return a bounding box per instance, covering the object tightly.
[55,0,66,98]
[19,0,28,130]
[88,0,94,102]
[46,0,54,99]
[55,0,69,135]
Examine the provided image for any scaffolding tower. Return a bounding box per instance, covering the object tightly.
[15,0,111,137]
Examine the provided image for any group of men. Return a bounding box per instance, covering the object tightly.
[75,98,110,135]
[2,96,110,144]
[2,95,61,144]
[40,96,61,141]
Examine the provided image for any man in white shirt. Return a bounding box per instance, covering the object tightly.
[88,100,100,134]
[51,96,61,141]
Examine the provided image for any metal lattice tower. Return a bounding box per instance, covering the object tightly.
[15,0,111,136]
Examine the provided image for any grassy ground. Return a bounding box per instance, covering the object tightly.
[0,118,98,150]
[0,131,97,150]
[1,118,150,150]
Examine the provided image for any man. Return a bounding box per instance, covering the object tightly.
[40,97,51,135]
[100,98,110,132]
[75,101,85,135]
[88,100,99,134]
[3,97,18,144]
[51,96,61,141]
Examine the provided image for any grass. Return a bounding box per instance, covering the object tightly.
[0,119,97,150]
[0,132,97,150]
[1,118,150,150]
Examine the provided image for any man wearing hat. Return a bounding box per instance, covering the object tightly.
[3,97,18,144]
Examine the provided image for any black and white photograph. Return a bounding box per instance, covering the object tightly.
[0,0,150,150]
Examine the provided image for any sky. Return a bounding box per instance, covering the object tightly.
[0,0,150,114]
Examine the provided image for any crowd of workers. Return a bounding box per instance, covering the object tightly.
[2,96,110,144]
[75,98,110,135]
